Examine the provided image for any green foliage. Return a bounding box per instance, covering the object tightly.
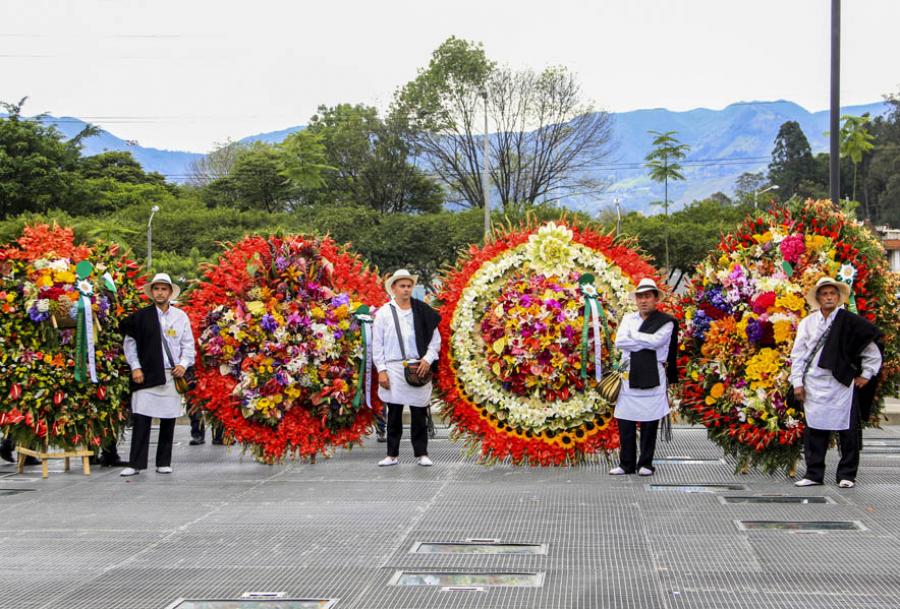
[620,196,752,284]
[644,130,690,271]
[0,98,98,217]
[767,121,819,199]
[306,103,443,213]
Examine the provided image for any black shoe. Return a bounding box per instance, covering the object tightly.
[23,456,40,466]
[189,437,206,446]
[0,442,13,463]
[211,438,224,445]
[99,454,126,468]
[376,433,387,443]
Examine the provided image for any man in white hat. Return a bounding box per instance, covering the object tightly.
[118,273,196,476]
[372,269,441,466]
[791,277,882,488]
[610,278,679,476]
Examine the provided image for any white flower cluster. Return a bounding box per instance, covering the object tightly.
[450,239,636,431]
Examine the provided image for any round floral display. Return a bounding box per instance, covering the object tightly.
[438,221,659,466]
[186,234,387,463]
[0,224,145,451]
[677,200,900,473]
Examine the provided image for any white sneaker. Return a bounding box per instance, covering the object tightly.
[417,456,433,467]
[638,467,654,477]
[838,479,856,488]
[378,456,399,467]
[156,466,173,474]
[608,467,627,475]
[794,478,823,487]
[120,467,139,477]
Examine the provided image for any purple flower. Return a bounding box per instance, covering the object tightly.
[331,293,350,307]
[261,314,278,332]
[275,256,290,271]
[28,306,49,323]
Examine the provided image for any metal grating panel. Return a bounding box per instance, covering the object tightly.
[410,541,547,554]
[648,483,748,493]
[736,520,866,531]
[388,571,545,587]
[166,600,336,609]
[720,495,833,504]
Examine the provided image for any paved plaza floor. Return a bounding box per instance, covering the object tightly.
[2,423,900,609]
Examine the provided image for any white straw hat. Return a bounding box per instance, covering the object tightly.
[143,272,181,301]
[384,268,418,294]
[631,277,661,298]
[805,276,850,310]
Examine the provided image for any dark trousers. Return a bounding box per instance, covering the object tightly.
[803,402,860,483]
[617,418,659,473]
[189,411,205,439]
[129,413,176,470]
[386,403,428,458]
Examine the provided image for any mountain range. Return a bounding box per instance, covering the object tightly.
[30,99,890,213]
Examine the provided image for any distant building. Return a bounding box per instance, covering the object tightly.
[876,226,900,272]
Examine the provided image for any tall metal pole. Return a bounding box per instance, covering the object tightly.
[481,89,491,241]
[147,205,159,271]
[614,197,622,237]
[829,0,841,206]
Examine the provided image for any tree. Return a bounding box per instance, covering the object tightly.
[767,121,818,198]
[187,140,244,187]
[214,143,296,213]
[305,104,443,213]
[392,36,613,209]
[840,114,875,210]
[79,151,166,185]
[0,97,98,217]
[644,130,690,273]
[733,171,769,206]
[278,129,331,195]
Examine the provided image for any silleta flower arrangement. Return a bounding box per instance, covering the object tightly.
[437,221,660,465]
[677,200,900,473]
[185,234,387,463]
[0,224,145,451]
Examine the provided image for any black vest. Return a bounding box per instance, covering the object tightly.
[628,310,679,389]
[119,305,167,392]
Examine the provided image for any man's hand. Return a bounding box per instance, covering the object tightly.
[853,376,869,389]
[415,360,431,377]
[172,365,186,379]
[132,369,145,384]
[378,371,390,389]
[793,386,806,403]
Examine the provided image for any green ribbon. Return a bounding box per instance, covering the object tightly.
[352,306,374,409]
[74,297,87,383]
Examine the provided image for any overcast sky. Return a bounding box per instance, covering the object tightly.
[1,0,898,152]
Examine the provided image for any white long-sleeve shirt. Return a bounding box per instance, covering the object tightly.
[372,300,441,407]
[789,307,881,430]
[123,305,196,371]
[613,311,674,422]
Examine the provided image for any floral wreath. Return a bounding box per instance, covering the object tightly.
[437,221,660,466]
[677,200,900,473]
[0,224,145,451]
[185,234,387,463]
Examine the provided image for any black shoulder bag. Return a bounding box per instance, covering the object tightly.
[161,324,196,395]
[389,304,432,387]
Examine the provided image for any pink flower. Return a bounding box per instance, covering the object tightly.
[779,234,806,264]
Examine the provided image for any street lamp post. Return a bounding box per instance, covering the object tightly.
[614,197,622,237]
[480,88,491,241]
[754,185,779,209]
[147,205,160,271]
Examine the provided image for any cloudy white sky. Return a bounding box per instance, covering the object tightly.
[2,0,898,152]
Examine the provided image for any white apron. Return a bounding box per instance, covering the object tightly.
[131,371,184,419]
[614,361,670,422]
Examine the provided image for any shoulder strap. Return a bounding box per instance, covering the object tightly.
[160,320,177,368]
[801,319,834,383]
[389,304,408,360]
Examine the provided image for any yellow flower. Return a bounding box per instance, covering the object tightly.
[773,319,793,344]
[753,232,773,244]
[246,300,266,316]
[745,348,782,389]
[709,383,725,399]
[775,293,805,312]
